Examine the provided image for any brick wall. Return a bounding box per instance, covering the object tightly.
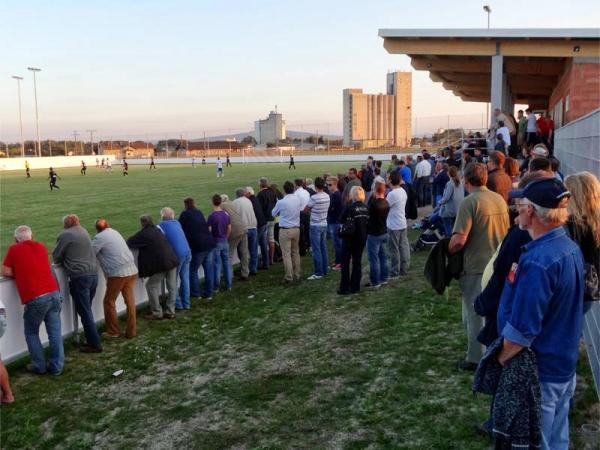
[549,60,600,125]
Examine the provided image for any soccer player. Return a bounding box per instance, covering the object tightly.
[191,156,196,168]
[25,160,31,178]
[289,154,296,170]
[123,159,129,176]
[216,157,224,178]
[149,156,156,170]
[48,167,60,190]
[81,160,87,175]
[95,157,99,168]
[226,154,232,167]
[106,159,112,172]
[202,155,206,165]
[101,158,105,168]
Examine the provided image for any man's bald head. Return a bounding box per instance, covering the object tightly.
[95,218,109,233]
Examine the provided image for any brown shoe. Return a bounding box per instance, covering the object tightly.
[144,313,163,321]
[163,313,176,320]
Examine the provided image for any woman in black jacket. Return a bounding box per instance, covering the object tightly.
[338,186,369,295]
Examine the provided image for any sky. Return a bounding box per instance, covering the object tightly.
[1,0,599,141]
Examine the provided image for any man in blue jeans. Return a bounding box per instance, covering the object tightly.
[246,187,268,271]
[53,214,102,353]
[3,225,64,375]
[208,194,233,291]
[304,177,330,280]
[159,207,192,310]
[366,181,390,288]
[179,198,215,300]
[233,188,258,278]
[497,178,584,450]
[326,176,343,270]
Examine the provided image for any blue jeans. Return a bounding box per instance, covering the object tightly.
[247,228,258,274]
[310,225,328,276]
[190,249,214,298]
[23,291,64,375]
[328,223,342,265]
[69,274,101,349]
[367,233,389,286]
[442,217,455,237]
[257,224,269,269]
[175,252,192,309]
[213,241,233,290]
[540,376,576,450]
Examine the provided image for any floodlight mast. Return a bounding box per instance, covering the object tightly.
[483,5,491,29]
[27,67,42,156]
[11,76,25,157]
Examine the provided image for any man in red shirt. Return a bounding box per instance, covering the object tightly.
[2,225,64,375]
[536,114,551,150]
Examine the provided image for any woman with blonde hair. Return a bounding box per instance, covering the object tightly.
[337,186,369,295]
[564,171,600,304]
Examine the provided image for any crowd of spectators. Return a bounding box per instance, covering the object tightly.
[1,149,598,450]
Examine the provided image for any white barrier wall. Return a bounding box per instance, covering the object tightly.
[0,155,113,171]
[554,108,600,178]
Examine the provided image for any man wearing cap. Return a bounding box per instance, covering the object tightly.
[497,178,584,450]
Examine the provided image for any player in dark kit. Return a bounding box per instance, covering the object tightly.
[123,160,129,176]
[81,160,87,175]
[149,156,156,170]
[25,160,31,178]
[48,167,60,190]
[226,154,232,167]
[289,154,296,170]
[202,155,206,165]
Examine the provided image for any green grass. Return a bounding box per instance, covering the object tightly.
[1,163,598,449]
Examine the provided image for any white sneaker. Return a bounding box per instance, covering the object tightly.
[307,274,323,280]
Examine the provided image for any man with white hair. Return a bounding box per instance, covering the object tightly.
[495,178,584,449]
[2,226,64,375]
[220,194,249,281]
[233,188,257,278]
[53,214,102,353]
[159,207,192,309]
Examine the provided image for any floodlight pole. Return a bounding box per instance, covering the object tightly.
[86,129,97,155]
[27,67,42,157]
[12,76,25,157]
[483,5,491,29]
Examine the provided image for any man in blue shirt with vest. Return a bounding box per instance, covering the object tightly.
[497,178,584,450]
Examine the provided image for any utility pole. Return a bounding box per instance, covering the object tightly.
[72,131,80,155]
[11,76,25,157]
[86,129,97,155]
[64,139,68,156]
[27,67,42,157]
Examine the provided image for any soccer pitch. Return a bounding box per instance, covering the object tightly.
[0,161,355,256]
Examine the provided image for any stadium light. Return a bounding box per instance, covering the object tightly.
[27,67,42,157]
[483,5,491,29]
[11,76,25,157]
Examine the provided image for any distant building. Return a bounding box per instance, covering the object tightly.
[99,141,154,158]
[254,110,286,146]
[343,71,412,148]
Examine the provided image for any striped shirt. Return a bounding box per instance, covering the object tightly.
[307,191,330,226]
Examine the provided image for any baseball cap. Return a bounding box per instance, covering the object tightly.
[531,144,549,157]
[509,177,570,208]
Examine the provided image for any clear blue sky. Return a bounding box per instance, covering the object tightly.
[1,0,598,141]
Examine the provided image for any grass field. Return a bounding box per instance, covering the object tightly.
[0,163,598,449]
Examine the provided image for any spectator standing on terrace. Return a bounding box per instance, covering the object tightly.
[494,134,506,154]
[526,109,538,146]
[179,198,215,300]
[517,109,527,151]
[246,187,268,271]
[304,177,330,280]
[92,219,138,338]
[495,121,511,151]
[366,181,390,288]
[272,181,302,283]
[431,162,449,208]
[414,154,432,207]
[338,186,369,295]
[220,194,249,281]
[327,176,344,271]
[398,159,413,186]
[234,188,258,277]
[295,179,311,256]
[545,112,555,153]
[257,177,278,266]
[449,163,509,370]
[216,157,224,177]
[2,226,64,375]
[537,113,552,150]
[362,156,375,199]
[486,151,512,203]
[0,298,14,403]
[342,168,361,205]
[437,166,464,237]
[127,215,178,320]
[504,157,521,189]
[159,207,192,310]
[208,194,233,292]
[52,214,102,353]
[406,154,416,179]
[386,172,410,278]
[498,178,583,449]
